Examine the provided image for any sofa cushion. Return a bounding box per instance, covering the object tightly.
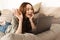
[33,2,41,14]
[0,33,40,40]
[50,24,60,34]
[0,32,5,39]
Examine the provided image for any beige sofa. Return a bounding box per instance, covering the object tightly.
[0,3,60,40]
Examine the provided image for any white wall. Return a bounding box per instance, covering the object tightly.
[0,0,41,10]
[1,0,60,10]
[42,0,60,7]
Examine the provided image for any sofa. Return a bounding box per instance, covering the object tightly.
[0,2,60,40]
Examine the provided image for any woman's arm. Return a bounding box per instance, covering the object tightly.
[28,13,36,32]
[26,13,36,32]
[13,9,23,34]
[15,20,22,34]
[29,18,36,32]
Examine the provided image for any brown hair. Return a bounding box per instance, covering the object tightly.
[18,2,34,16]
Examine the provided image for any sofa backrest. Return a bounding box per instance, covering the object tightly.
[33,3,60,34]
[1,9,14,22]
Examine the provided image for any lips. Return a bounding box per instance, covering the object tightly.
[28,14,32,17]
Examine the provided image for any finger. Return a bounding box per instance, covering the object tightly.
[17,9,23,17]
[17,9,22,15]
[32,13,34,16]
[31,14,34,18]
[15,9,20,16]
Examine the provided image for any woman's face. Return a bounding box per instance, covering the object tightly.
[25,4,34,18]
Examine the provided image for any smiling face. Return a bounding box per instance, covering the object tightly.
[19,2,34,18]
[25,4,34,18]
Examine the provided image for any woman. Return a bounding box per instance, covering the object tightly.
[14,2,36,34]
[0,2,38,40]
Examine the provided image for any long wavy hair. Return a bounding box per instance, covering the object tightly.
[18,2,34,17]
[18,2,34,33]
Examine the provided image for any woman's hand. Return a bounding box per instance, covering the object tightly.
[13,9,23,21]
[27,13,36,32]
[26,13,34,20]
